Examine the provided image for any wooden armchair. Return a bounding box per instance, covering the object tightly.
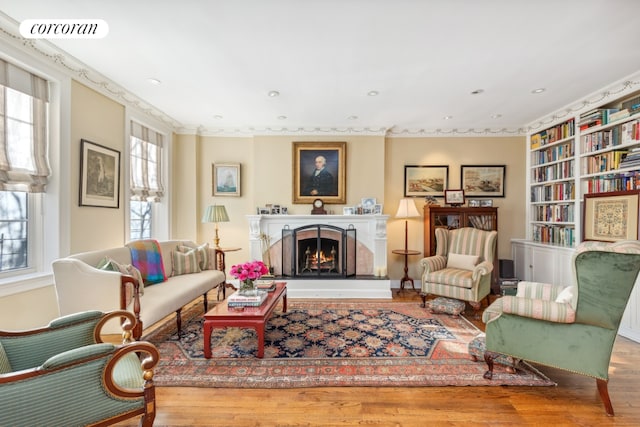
[420,227,497,311]
[0,310,159,426]
[482,240,640,416]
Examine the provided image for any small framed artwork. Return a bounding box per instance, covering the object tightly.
[461,165,505,197]
[361,198,376,210]
[373,204,383,214]
[258,207,271,215]
[293,141,346,204]
[445,189,465,207]
[480,199,493,207]
[583,190,640,242]
[468,199,481,207]
[213,163,241,196]
[343,207,355,215]
[79,139,120,208]
[404,165,449,197]
[281,207,288,214]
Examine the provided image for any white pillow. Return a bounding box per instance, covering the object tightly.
[555,286,576,304]
[446,253,480,270]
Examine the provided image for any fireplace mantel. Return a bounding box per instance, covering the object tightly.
[247,214,391,298]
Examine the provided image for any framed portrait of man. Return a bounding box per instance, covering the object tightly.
[292,141,346,204]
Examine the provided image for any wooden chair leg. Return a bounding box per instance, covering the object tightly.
[483,351,497,380]
[203,292,209,313]
[597,378,614,416]
[420,293,428,308]
[175,308,182,336]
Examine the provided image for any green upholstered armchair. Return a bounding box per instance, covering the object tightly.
[420,227,497,311]
[0,310,159,427]
[482,240,640,416]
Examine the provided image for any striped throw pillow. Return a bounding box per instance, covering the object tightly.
[172,248,201,276]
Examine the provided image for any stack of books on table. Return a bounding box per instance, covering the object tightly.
[255,277,276,292]
[227,291,267,308]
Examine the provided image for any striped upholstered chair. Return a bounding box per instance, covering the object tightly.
[420,227,497,311]
[0,310,159,427]
[482,240,640,416]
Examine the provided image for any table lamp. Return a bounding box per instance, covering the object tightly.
[395,198,420,251]
[202,204,230,249]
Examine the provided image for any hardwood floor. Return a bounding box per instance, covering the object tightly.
[115,290,640,426]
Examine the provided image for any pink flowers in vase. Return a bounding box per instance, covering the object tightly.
[229,260,269,281]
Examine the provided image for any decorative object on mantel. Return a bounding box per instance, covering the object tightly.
[202,204,230,249]
[229,260,269,297]
[311,198,327,214]
[445,190,465,207]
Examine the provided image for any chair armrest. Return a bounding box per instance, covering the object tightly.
[104,341,160,398]
[420,255,447,274]
[500,295,576,323]
[471,260,493,281]
[94,310,138,344]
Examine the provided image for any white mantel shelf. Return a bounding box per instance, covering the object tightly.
[247,214,391,299]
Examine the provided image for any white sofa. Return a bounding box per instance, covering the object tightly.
[52,240,226,338]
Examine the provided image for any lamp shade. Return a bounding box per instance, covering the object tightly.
[395,198,420,219]
[202,205,230,223]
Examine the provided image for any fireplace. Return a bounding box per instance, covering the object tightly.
[247,214,391,298]
[281,224,356,278]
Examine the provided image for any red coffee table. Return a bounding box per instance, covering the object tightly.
[203,282,287,358]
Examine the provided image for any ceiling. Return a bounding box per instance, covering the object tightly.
[1,0,640,136]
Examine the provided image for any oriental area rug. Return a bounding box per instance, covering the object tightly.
[144,301,555,388]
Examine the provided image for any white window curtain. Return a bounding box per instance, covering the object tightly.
[130,121,164,201]
[0,59,50,193]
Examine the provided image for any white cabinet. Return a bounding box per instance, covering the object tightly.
[620,277,640,343]
[511,239,574,286]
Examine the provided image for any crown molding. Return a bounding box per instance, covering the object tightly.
[0,12,181,129]
[386,127,526,137]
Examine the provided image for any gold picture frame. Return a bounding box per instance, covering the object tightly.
[292,141,346,204]
[212,163,241,197]
[583,190,640,242]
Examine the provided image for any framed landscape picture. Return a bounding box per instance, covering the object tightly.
[583,190,640,242]
[79,139,120,208]
[213,163,241,196]
[292,141,346,204]
[404,165,449,197]
[461,165,505,197]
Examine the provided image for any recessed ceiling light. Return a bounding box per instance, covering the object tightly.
[531,88,546,94]
[491,114,502,119]
[471,89,484,95]
[267,90,280,97]
[367,90,379,96]
[147,78,161,85]
[277,115,287,120]
[443,115,453,120]
[347,115,359,120]
[213,115,223,120]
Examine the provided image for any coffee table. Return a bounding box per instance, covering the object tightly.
[203,282,287,358]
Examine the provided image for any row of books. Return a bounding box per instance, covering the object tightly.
[578,108,625,130]
[582,172,640,193]
[532,159,574,182]
[619,148,640,169]
[468,215,494,231]
[532,204,575,223]
[582,150,628,174]
[530,181,575,203]
[532,224,575,248]
[581,119,640,152]
[531,142,574,165]
[530,119,575,149]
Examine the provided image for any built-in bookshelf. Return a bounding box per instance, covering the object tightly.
[525,87,640,248]
[528,118,576,247]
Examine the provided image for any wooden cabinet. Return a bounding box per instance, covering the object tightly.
[423,205,499,292]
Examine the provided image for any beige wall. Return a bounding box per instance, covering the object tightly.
[70,81,126,252]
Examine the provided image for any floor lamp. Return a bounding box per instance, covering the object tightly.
[394,198,421,291]
[202,204,230,249]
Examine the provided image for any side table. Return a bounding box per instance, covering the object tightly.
[392,249,421,292]
[215,247,241,300]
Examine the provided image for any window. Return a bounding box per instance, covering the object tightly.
[129,121,165,240]
[0,60,50,278]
